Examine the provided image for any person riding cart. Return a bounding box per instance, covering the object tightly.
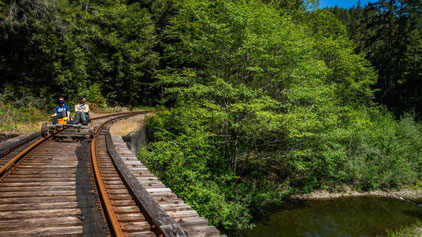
[41,96,95,139]
[74,97,90,124]
[51,97,70,124]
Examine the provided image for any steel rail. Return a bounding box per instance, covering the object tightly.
[0,110,221,236]
[0,112,143,178]
[91,116,126,236]
[90,111,148,236]
[0,111,150,236]
[0,129,60,177]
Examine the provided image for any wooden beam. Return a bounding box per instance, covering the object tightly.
[105,132,187,237]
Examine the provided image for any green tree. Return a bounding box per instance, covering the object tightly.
[328,0,422,118]
[0,0,159,106]
[141,0,383,232]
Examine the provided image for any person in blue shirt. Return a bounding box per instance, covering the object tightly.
[51,97,70,124]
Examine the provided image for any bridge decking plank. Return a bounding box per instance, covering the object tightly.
[0,186,76,192]
[0,225,83,236]
[0,190,76,197]
[0,208,82,219]
[0,216,82,229]
[0,202,79,211]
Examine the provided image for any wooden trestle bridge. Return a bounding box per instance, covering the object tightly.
[0,112,222,236]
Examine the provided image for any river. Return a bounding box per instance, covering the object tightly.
[243,196,421,236]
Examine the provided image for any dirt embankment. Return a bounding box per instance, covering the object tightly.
[109,113,152,136]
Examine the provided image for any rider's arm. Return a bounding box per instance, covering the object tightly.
[83,104,89,113]
[66,105,71,119]
[51,106,58,117]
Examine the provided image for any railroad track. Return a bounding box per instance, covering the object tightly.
[0,112,155,236]
[0,112,221,236]
[91,113,188,236]
[0,113,132,171]
[0,132,40,167]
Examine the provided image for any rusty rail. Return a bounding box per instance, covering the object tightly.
[90,114,126,236]
[0,110,220,236]
[105,132,187,236]
[0,112,137,178]
[0,111,154,236]
[0,113,140,236]
[90,111,187,236]
[0,130,60,177]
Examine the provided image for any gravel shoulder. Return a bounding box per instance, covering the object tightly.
[292,186,422,204]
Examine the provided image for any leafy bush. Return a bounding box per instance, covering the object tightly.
[345,112,422,190]
[140,107,255,230]
[81,83,106,107]
[139,0,422,233]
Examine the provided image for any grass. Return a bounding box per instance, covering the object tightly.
[388,221,422,236]
[0,107,50,133]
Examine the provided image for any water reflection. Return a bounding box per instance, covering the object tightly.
[242,197,421,237]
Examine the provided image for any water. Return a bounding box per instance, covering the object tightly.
[243,197,422,237]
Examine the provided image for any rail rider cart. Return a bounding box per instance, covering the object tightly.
[40,111,95,140]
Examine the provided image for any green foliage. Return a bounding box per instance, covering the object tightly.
[345,112,422,190]
[387,220,422,236]
[0,0,158,106]
[138,0,422,233]
[2,0,422,234]
[0,89,48,131]
[69,1,159,105]
[80,83,106,107]
[141,107,254,230]
[328,0,422,118]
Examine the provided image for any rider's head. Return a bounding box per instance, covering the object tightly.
[80,97,86,104]
[58,97,64,106]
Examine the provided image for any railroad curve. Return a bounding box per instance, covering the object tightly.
[0,112,222,237]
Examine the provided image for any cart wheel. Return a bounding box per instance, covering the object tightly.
[89,127,95,139]
[41,123,48,138]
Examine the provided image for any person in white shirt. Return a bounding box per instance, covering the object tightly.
[74,97,90,124]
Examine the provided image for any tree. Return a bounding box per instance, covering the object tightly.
[0,0,159,106]
[328,0,422,118]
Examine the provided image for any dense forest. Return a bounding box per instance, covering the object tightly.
[328,1,422,118]
[1,0,422,234]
